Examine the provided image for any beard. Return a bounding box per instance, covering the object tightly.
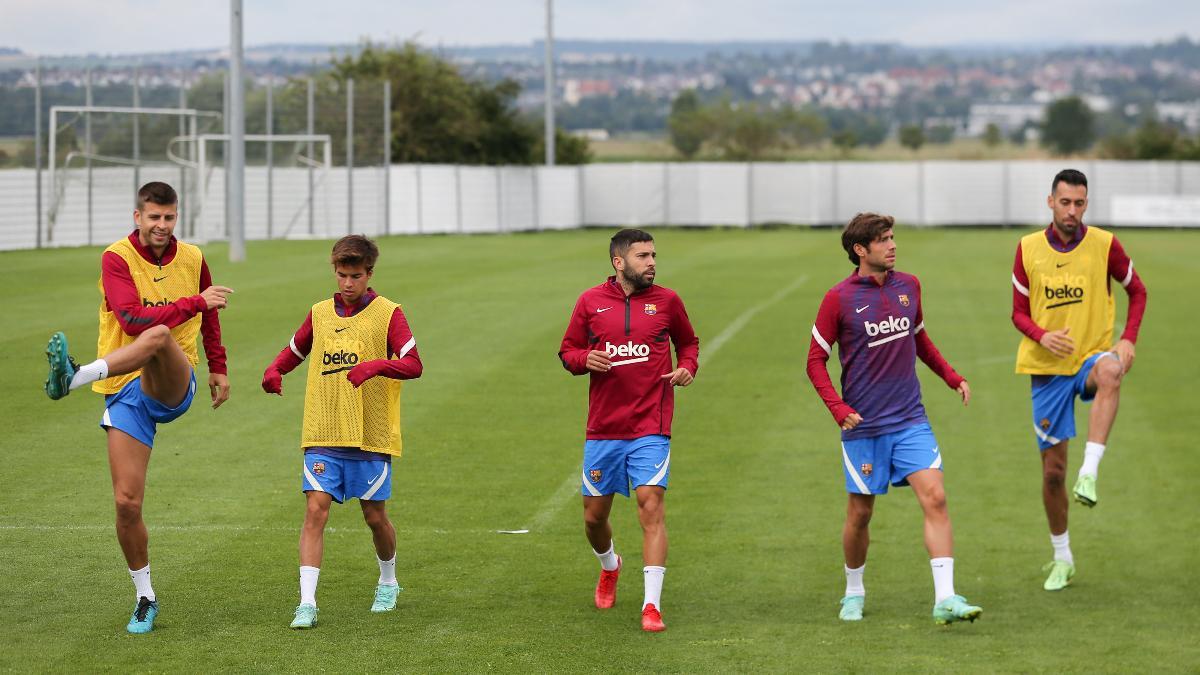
[622,268,654,290]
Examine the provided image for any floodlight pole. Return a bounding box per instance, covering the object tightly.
[133,63,141,202]
[266,78,274,238]
[86,68,93,246]
[346,77,354,235]
[34,57,42,249]
[544,0,556,166]
[228,0,246,262]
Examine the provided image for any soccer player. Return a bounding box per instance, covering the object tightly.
[43,181,231,634]
[806,213,981,625]
[1011,169,1148,591]
[261,235,422,629]
[557,228,699,633]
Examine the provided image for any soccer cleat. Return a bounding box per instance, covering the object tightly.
[1043,560,1076,591]
[932,595,982,625]
[45,332,79,400]
[641,603,666,632]
[594,555,621,609]
[1073,474,1098,507]
[839,595,865,621]
[126,596,158,634]
[371,583,400,612]
[290,603,318,629]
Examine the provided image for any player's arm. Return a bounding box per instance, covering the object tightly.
[198,257,231,409]
[912,283,969,406]
[1108,236,1148,372]
[805,289,859,429]
[102,251,212,334]
[1011,243,1073,358]
[261,312,313,395]
[347,307,423,387]
[663,295,699,386]
[558,296,608,375]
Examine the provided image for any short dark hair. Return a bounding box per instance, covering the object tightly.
[136,181,177,209]
[331,235,379,271]
[841,213,895,265]
[1052,169,1088,195]
[610,228,654,261]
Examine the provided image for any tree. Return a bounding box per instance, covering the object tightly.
[899,124,925,152]
[832,130,859,156]
[1041,96,1095,155]
[667,90,708,159]
[1133,118,1180,159]
[983,123,1003,147]
[532,127,593,165]
[779,106,827,148]
[711,101,780,160]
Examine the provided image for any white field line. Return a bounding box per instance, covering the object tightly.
[519,274,810,533]
[0,524,472,535]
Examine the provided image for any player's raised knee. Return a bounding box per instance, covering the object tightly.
[1094,356,1123,390]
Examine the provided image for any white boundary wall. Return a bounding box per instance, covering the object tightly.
[3,160,1199,250]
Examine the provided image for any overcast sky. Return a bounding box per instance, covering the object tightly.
[3,0,1198,56]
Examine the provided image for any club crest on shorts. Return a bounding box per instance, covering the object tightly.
[313,461,326,476]
[1040,418,1051,431]
[589,469,603,483]
[860,463,873,477]
[644,303,657,315]
[898,294,910,307]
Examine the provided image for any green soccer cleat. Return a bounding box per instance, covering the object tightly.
[1043,560,1075,591]
[1073,474,1097,507]
[126,596,158,634]
[371,583,400,612]
[45,331,79,400]
[839,595,864,621]
[932,595,982,625]
[290,603,318,629]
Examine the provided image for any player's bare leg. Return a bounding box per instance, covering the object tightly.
[1074,356,1123,507]
[583,494,621,609]
[107,430,153,571]
[635,485,667,631]
[293,490,331,627]
[99,325,194,407]
[840,494,874,620]
[1041,440,1076,589]
[361,499,400,612]
[908,469,953,558]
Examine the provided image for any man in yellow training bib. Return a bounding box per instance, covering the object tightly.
[1010,169,1148,592]
[43,181,232,634]
[262,235,423,629]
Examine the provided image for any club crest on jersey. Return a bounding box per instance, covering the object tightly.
[1040,418,1051,431]
[898,294,910,307]
[313,462,326,476]
[589,469,603,483]
[644,303,657,315]
[860,463,873,477]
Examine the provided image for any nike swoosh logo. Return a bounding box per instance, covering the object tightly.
[335,327,350,333]
[856,305,869,313]
[653,459,666,469]
[1056,262,1069,268]
[367,474,381,485]
[153,276,168,282]
[596,307,612,313]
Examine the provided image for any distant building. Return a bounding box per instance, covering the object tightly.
[967,102,1045,136]
[1157,101,1200,132]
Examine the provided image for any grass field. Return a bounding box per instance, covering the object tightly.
[1,227,1197,672]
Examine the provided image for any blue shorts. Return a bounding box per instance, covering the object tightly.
[1030,351,1114,451]
[302,452,392,503]
[840,422,941,495]
[100,371,197,448]
[582,435,670,497]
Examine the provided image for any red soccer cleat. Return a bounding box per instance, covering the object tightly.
[594,556,621,609]
[641,603,666,632]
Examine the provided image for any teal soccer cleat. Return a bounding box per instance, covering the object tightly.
[126,596,158,634]
[45,332,79,400]
[839,595,864,621]
[932,595,982,625]
[371,584,400,612]
[290,603,318,629]
[1073,474,1097,507]
[1043,560,1075,591]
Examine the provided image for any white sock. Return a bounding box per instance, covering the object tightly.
[299,566,320,606]
[844,564,865,597]
[1080,442,1106,478]
[1051,531,1073,565]
[129,564,155,601]
[643,566,665,609]
[593,542,620,572]
[930,557,955,603]
[69,358,109,390]
[378,555,397,586]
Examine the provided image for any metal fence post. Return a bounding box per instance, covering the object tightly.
[662,162,670,225]
[133,64,141,203]
[34,57,42,249]
[917,160,925,226]
[86,68,93,246]
[383,79,391,236]
[266,78,273,238]
[415,164,424,234]
[346,77,354,235]
[178,77,189,237]
[746,162,754,226]
[455,164,463,233]
[307,77,315,236]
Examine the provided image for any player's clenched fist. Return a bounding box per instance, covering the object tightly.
[201,285,234,310]
[586,349,613,372]
[262,367,283,395]
[347,361,384,387]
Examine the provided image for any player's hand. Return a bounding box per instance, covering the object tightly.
[661,367,694,387]
[209,373,231,409]
[262,368,282,395]
[585,350,613,373]
[1038,327,1074,358]
[956,380,971,406]
[1112,339,1135,374]
[840,412,863,431]
[347,361,384,388]
[201,285,234,310]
